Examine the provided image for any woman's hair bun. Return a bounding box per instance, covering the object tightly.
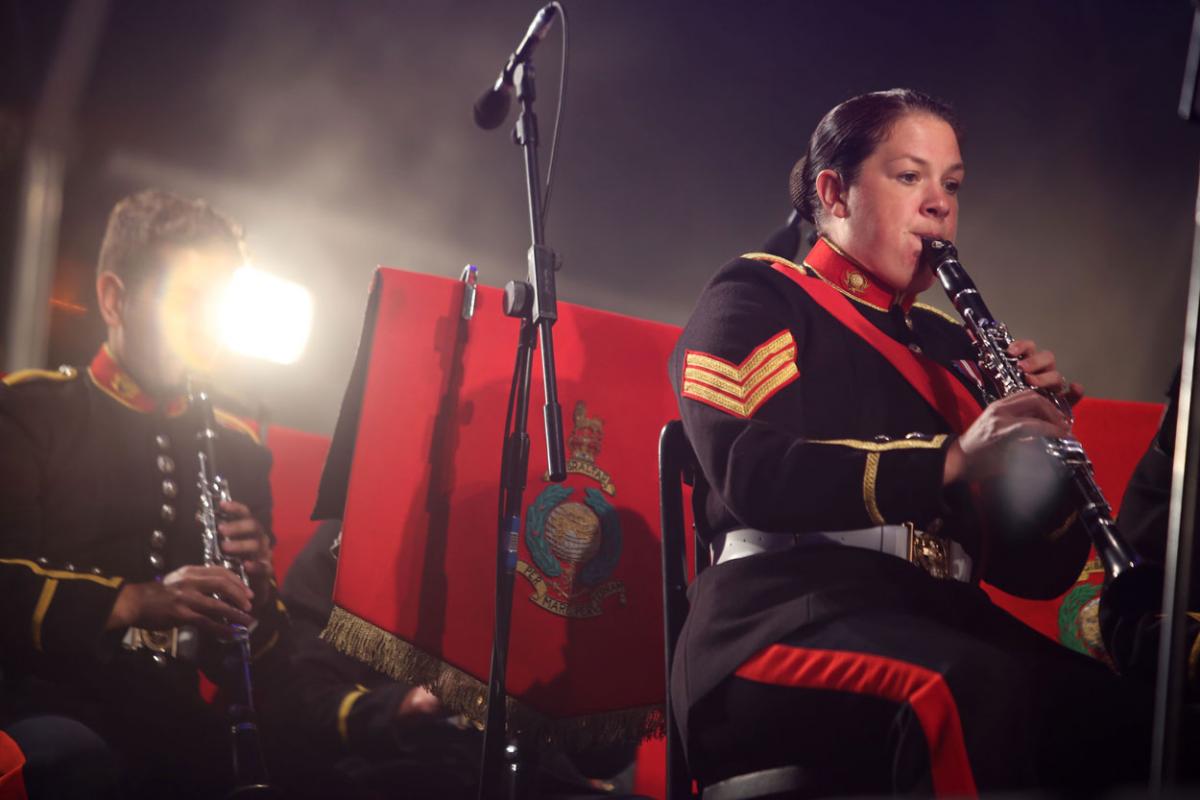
[788,155,815,224]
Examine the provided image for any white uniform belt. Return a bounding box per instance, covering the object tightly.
[712,525,972,582]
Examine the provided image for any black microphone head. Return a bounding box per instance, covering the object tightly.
[473,87,512,130]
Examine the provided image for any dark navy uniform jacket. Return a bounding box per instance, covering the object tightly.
[1118,368,1200,606]
[0,346,288,762]
[667,238,1088,741]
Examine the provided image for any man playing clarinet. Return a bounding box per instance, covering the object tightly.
[0,190,286,799]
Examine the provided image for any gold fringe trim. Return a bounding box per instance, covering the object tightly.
[321,605,665,749]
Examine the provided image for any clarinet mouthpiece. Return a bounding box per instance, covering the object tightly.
[920,236,956,260]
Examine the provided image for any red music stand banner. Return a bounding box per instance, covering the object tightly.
[320,267,679,745]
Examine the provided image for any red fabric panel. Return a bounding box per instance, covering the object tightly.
[199,673,218,704]
[266,425,332,583]
[633,736,666,798]
[0,731,26,800]
[735,644,978,799]
[1070,397,1164,515]
[982,397,1165,640]
[334,268,681,719]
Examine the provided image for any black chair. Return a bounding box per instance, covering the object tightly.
[658,420,812,800]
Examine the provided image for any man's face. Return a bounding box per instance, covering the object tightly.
[831,112,964,296]
[118,245,239,394]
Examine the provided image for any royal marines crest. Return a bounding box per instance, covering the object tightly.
[517,401,626,618]
[1058,557,1112,666]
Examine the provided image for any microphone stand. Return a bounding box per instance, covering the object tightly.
[480,58,567,800]
[1152,5,1200,788]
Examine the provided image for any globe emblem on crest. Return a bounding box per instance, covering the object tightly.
[545,502,602,565]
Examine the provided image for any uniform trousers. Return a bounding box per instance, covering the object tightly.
[688,578,1184,798]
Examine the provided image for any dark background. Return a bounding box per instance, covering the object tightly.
[1,0,1196,435]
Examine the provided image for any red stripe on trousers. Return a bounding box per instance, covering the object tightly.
[734,643,978,798]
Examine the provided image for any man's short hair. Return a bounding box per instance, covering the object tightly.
[97,189,244,286]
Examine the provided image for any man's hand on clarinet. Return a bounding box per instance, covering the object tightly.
[105,565,255,637]
[1007,339,1085,406]
[943,389,1072,485]
[217,499,274,605]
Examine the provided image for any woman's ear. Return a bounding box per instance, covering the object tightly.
[815,169,849,219]
[96,271,125,328]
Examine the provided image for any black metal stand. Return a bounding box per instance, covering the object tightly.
[1151,7,1200,788]
[479,59,567,800]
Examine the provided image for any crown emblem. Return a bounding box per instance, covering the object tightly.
[568,402,604,463]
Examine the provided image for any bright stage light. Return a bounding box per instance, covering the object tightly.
[216,266,313,365]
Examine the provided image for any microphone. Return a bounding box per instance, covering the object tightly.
[473,4,559,130]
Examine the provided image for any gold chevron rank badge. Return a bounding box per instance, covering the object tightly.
[681,329,798,419]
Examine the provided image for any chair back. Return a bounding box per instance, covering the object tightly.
[659,420,710,800]
[658,421,819,800]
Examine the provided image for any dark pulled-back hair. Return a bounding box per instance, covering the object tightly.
[788,89,961,225]
[97,189,244,286]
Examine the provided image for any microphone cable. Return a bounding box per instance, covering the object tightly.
[540,1,568,231]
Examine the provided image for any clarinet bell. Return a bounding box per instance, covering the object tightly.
[1098,562,1167,680]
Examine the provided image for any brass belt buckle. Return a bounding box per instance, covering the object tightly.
[906,522,950,580]
[123,626,179,659]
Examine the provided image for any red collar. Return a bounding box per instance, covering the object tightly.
[802,237,916,314]
[87,346,188,416]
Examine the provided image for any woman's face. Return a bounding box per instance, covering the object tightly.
[826,112,963,296]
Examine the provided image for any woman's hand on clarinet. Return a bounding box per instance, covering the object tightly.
[105,565,255,636]
[943,389,1072,485]
[218,500,274,606]
[1007,339,1085,406]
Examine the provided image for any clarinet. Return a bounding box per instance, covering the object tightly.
[188,379,277,797]
[922,238,1142,580]
[921,239,1176,669]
